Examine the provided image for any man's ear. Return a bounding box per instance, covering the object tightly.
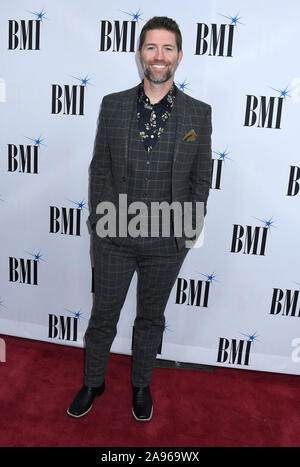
[178,49,183,65]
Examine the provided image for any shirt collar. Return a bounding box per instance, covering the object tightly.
[137,80,177,109]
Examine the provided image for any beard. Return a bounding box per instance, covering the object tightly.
[143,65,173,84]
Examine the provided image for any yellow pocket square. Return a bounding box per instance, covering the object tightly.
[182,128,197,142]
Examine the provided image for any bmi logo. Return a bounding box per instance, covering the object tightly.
[7,135,45,174]
[49,199,87,236]
[211,147,232,190]
[230,216,276,256]
[286,165,300,197]
[195,13,243,57]
[99,9,144,52]
[51,75,92,116]
[175,272,217,308]
[8,9,47,51]
[8,250,44,285]
[48,309,85,342]
[270,282,300,318]
[244,86,290,129]
[217,332,259,366]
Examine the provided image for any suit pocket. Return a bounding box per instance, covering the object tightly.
[179,140,199,149]
[178,140,199,161]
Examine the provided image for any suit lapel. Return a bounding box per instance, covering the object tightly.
[172,89,190,166]
[121,86,138,161]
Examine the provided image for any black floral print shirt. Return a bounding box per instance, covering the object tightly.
[137,80,177,152]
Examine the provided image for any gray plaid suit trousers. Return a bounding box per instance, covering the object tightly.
[84,233,189,388]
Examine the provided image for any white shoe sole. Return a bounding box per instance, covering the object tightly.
[66,403,93,419]
[132,405,153,422]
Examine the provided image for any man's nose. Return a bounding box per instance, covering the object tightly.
[154,47,165,61]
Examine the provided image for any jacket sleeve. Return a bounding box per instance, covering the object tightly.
[190,104,212,218]
[88,97,112,229]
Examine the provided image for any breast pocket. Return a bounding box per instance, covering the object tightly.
[178,140,199,160]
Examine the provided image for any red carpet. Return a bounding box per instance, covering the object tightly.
[0,335,299,447]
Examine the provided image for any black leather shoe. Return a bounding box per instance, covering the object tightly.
[132,385,153,422]
[67,382,105,419]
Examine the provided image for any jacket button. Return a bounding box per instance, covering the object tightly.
[121,176,126,182]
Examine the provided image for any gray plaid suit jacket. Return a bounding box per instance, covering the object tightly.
[88,83,212,251]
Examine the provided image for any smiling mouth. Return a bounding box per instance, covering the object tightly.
[150,64,168,70]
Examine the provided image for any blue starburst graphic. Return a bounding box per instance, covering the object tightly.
[68,199,87,211]
[240,331,260,343]
[219,12,243,26]
[175,79,191,93]
[197,272,218,283]
[269,85,291,99]
[254,216,277,230]
[65,308,86,321]
[213,147,232,163]
[0,194,4,202]
[27,8,48,21]
[25,250,45,262]
[163,321,173,333]
[71,74,93,87]
[25,135,46,147]
[120,9,144,22]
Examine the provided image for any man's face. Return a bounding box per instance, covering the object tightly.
[138,29,183,85]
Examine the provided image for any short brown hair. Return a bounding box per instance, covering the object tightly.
[138,16,182,52]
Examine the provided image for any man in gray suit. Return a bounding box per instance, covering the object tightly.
[67,16,212,422]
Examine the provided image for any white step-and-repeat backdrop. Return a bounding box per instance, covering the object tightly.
[1,0,300,374]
